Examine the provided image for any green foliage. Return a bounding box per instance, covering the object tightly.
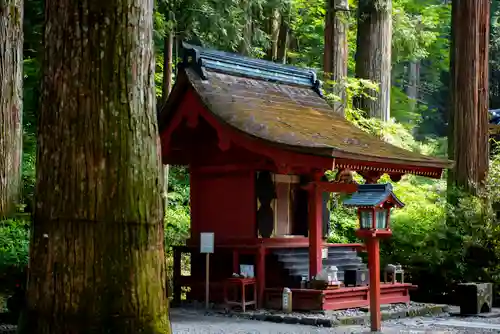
[0,220,29,273]
[327,204,358,244]
[165,204,190,251]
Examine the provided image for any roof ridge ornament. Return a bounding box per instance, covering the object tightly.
[180,42,323,97]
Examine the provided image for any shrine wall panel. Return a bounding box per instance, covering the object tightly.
[190,169,256,242]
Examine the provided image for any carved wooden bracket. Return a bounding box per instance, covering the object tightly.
[358,171,383,184]
[335,168,356,184]
[389,173,403,182]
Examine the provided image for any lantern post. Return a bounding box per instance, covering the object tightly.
[343,184,404,332]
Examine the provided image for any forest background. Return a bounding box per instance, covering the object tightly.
[2,0,500,304]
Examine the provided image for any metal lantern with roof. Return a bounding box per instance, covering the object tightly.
[342,183,405,332]
[343,183,404,238]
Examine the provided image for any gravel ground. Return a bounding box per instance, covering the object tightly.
[3,307,500,333]
[171,308,500,333]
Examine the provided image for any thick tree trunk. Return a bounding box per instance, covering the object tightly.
[323,0,349,115]
[477,1,490,185]
[239,0,253,56]
[20,0,169,333]
[354,0,392,121]
[265,7,280,61]
[0,0,23,219]
[448,0,490,194]
[276,5,290,64]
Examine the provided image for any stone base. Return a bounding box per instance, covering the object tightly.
[208,303,450,327]
[457,283,493,315]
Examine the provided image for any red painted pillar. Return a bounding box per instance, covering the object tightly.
[256,245,266,308]
[367,237,381,331]
[308,185,323,279]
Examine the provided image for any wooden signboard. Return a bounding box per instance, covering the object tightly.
[200,232,214,309]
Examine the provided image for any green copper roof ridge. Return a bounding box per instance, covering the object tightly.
[180,42,323,96]
[342,183,405,208]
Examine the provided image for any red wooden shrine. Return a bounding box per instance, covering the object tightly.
[160,43,451,311]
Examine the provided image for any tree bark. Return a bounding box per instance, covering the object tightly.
[265,6,280,61]
[276,4,290,64]
[239,0,253,56]
[323,0,349,115]
[354,0,392,121]
[162,26,174,106]
[406,61,420,112]
[448,0,490,194]
[0,0,23,219]
[20,0,169,333]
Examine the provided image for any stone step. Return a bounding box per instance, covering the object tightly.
[273,247,359,256]
[275,252,360,261]
[276,255,362,264]
[284,263,366,272]
[272,246,366,286]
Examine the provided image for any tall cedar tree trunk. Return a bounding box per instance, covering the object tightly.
[162,26,174,105]
[406,61,420,111]
[20,0,169,333]
[0,0,23,219]
[354,0,392,121]
[276,6,290,64]
[323,0,349,115]
[448,0,490,195]
[239,0,253,55]
[265,6,280,61]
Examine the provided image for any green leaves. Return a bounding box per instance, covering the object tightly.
[0,220,30,272]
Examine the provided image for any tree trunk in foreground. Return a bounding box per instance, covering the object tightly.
[0,0,23,219]
[324,0,349,115]
[354,0,392,121]
[20,0,169,333]
[448,0,490,195]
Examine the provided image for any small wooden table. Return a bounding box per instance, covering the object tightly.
[223,277,257,312]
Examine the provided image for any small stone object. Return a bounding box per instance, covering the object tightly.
[327,266,339,284]
[282,287,292,313]
[344,268,369,287]
[384,263,404,284]
[300,276,307,289]
[457,282,493,315]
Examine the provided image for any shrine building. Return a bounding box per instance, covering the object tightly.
[159,43,451,311]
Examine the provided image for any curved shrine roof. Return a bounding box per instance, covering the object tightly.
[160,43,452,177]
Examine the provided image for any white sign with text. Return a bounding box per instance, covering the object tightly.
[200,232,214,254]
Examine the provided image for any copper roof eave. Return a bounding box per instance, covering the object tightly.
[195,103,450,176]
[241,136,450,176]
[194,106,451,170]
[187,86,450,175]
[292,146,452,169]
